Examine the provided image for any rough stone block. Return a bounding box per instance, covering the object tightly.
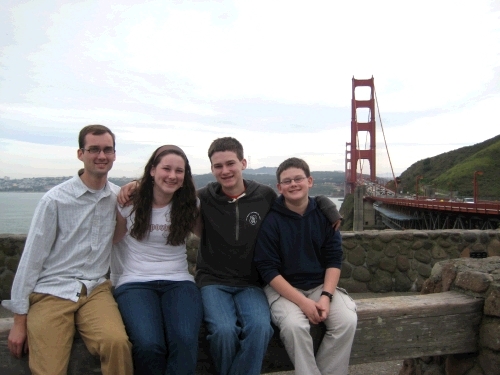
[384,244,399,257]
[379,257,397,273]
[484,288,500,317]
[454,271,492,293]
[352,266,371,282]
[478,348,500,375]
[347,246,365,266]
[418,263,432,278]
[431,247,448,259]
[396,255,410,272]
[412,240,424,250]
[415,250,432,264]
[394,271,412,292]
[445,353,476,375]
[340,263,353,278]
[463,232,478,243]
[441,263,458,292]
[479,318,500,351]
[487,239,500,257]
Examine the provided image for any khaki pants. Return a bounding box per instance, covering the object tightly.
[265,284,358,375]
[27,280,133,375]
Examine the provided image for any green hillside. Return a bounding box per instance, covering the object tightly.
[388,134,500,200]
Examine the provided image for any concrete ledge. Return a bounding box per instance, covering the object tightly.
[0,291,483,374]
[351,291,484,363]
[0,320,292,375]
[0,327,102,375]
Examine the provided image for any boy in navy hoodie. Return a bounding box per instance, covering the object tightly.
[254,157,357,375]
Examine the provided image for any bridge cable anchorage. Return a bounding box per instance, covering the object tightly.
[374,88,397,188]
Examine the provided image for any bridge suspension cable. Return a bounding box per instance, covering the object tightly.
[374,87,397,188]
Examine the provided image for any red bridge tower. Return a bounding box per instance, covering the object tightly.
[345,76,376,195]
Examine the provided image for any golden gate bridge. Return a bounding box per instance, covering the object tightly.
[344,77,500,230]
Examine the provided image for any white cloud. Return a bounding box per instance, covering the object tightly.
[0,138,80,178]
[1,0,499,179]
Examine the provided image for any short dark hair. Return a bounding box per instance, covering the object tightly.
[207,137,244,161]
[78,125,115,149]
[276,157,311,182]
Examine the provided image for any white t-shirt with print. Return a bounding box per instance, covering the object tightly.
[110,202,195,288]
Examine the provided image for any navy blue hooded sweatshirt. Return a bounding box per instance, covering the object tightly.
[254,195,342,290]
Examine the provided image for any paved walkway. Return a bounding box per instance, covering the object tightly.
[271,360,404,375]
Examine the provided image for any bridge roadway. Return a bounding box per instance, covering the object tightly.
[368,196,500,215]
[364,195,500,230]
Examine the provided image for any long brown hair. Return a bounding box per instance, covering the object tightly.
[129,145,198,246]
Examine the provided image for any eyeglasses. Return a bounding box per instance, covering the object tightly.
[279,176,307,186]
[81,147,115,155]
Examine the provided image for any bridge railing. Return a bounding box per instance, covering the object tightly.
[369,196,500,215]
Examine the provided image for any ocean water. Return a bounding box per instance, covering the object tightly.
[0,192,343,235]
[0,192,45,234]
[330,197,344,210]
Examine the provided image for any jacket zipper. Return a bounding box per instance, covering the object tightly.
[227,192,246,242]
[235,200,239,241]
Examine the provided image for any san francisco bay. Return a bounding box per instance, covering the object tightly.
[0,192,45,234]
[0,192,343,235]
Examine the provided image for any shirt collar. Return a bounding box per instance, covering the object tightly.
[72,175,111,198]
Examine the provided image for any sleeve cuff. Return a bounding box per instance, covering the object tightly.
[1,299,29,315]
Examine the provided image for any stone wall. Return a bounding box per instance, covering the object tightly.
[2,230,500,300]
[2,232,499,374]
[338,230,500,294]
[400,256,500,375]
[0,235,24,301]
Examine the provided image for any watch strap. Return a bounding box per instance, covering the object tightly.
[321,291,333,301]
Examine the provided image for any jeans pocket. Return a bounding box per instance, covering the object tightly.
[336,287,357,312]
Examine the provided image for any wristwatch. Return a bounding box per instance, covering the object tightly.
[321,291,333,301]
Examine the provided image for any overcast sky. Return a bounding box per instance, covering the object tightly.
[1,0,499,180]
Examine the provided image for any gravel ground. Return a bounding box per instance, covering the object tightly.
[269,360,403,375]
[349,360,403,375]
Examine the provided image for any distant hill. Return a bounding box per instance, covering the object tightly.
[193,170,346,196]
[243,167,277,175]
[0,170,343,196]
[387,134,500,199]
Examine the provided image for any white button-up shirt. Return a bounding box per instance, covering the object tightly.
[2,175,119,315]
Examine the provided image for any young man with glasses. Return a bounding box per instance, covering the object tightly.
[254,157,357,375]
[2,125,133,375]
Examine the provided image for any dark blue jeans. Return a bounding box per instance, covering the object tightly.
[114,280,203,375]
[201,285,274,375]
